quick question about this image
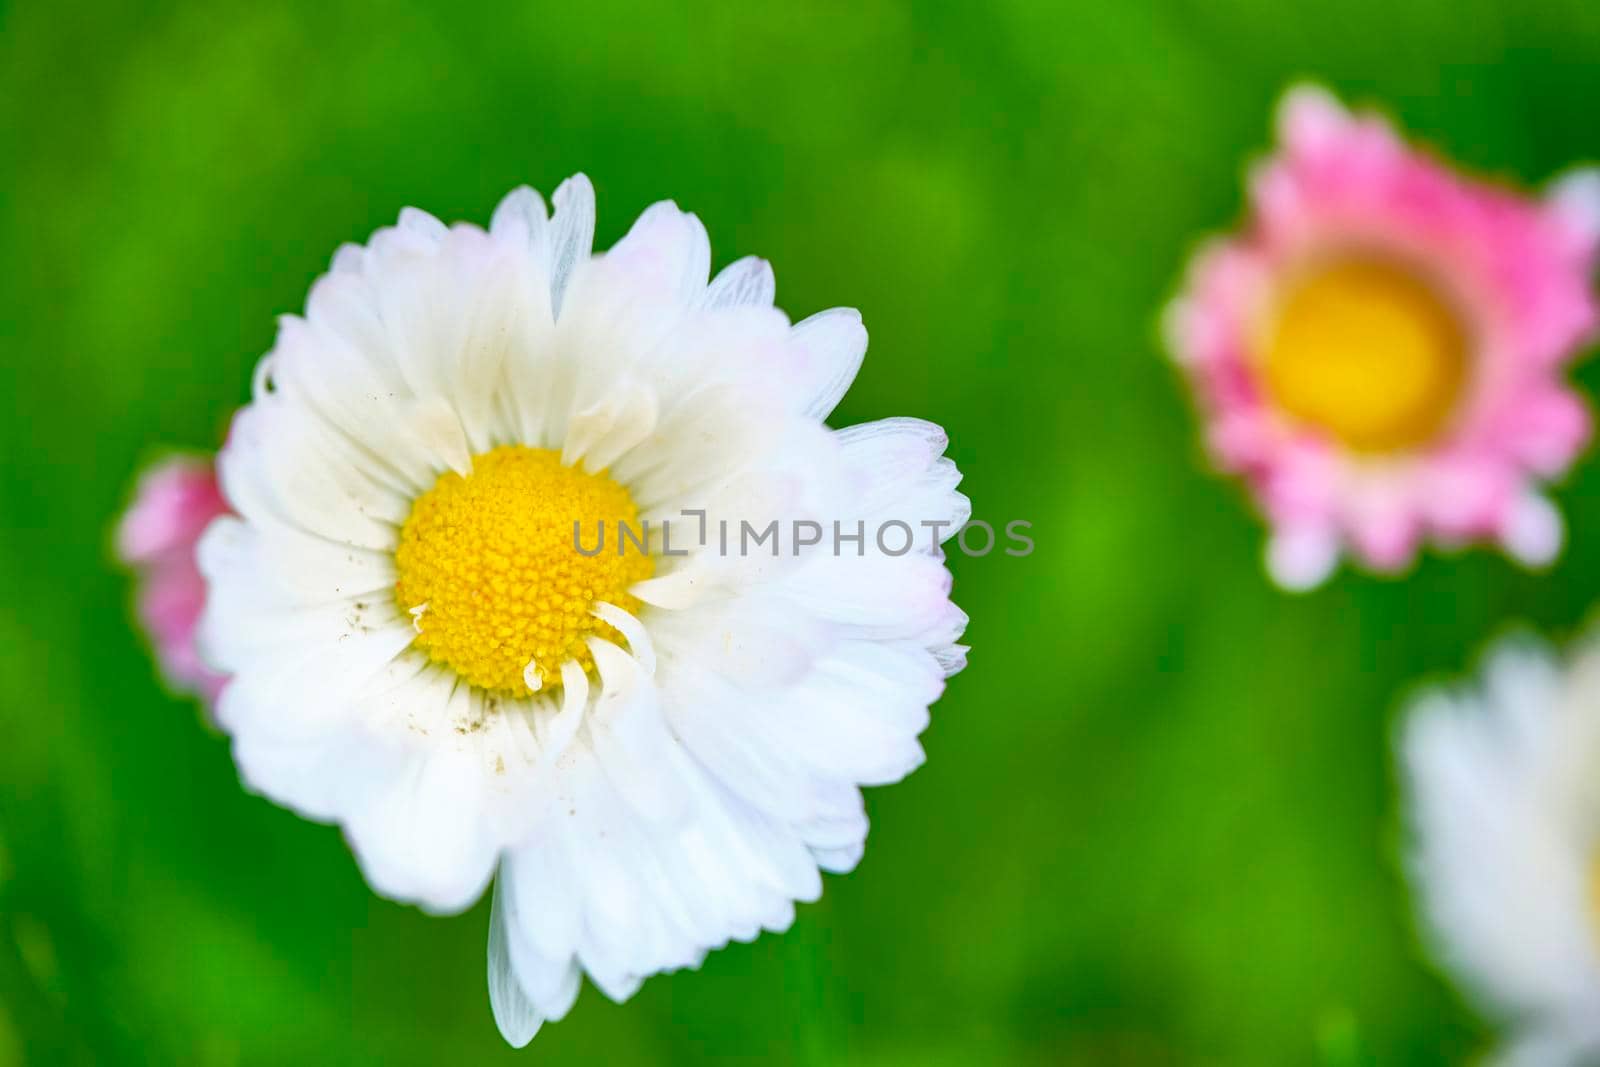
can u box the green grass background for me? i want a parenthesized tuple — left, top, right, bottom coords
(4, 1, 1600, 1062)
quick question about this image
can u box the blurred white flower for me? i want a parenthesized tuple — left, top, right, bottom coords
(1400, 632, 1600, 1065)
(197, 176, 969, 1044)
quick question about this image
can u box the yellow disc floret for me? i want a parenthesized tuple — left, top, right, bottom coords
(394, 446, 655, 696)
(1263, 256, 1470, 453)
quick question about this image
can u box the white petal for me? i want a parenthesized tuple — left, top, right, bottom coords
(654, 590, 827, 686)
(1265, 526, 1340, 591)
(501, 826, 582, 962)
(629, 570, 709, 611)
(207, 621, 415, 743)
(196, 514, 394, 610)
(1502, 493, 1564, 568)
(659, 664, 822, 822)
(1548, 167, 1600, 246)
(605, 200, 712, 308)
(488, 876, 544, 1048)
(535, 660, 589, 763)
(487, 866, 584, 1047)
(934, 642, 969, 677)
(548, 174, 596, 320)
(344, 732, 500, 913)
(780, 553, 957, 639)
(703, 256, 775, 310)
(809, 840, 865, 874)
(397, 206, 448, 243)
(561, 381, 659, 473)
(218, 402, 401, 551)
(591, 602, 656, 675)
(267, 314, 439, 494)
(613, 383, 788, 512)
(490, 185, 549, 254)
(585, 640, 688, 824)
(788, 308, 867, 420)
(834, 417, 969, 536)
(330, 242, 365, 274)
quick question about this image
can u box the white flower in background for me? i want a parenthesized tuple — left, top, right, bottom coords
(197, 176, 968, 1044)
(1400, 633, 1600, 1066)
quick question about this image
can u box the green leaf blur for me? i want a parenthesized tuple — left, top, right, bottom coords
(3, 1, 1599, 1063)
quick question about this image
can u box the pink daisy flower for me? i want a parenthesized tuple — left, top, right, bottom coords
(1167, 84, 1600, 589)
(117, 454, 230, 706)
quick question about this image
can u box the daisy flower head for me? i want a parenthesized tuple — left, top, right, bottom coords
(118, 454, 230, 706)
(196, 176, 969, 1044)
(1400, 632, 1600, 1065)
(1167, 84, 1600, 590)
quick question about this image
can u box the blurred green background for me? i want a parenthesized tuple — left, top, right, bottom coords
(4, 1, 1600, 1063)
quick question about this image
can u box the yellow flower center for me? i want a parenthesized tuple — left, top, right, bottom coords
(394, 446, 655, 696)
(1262, 256, 1470, 453)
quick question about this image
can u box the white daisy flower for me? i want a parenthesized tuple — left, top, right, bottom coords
(1400, 633, 1600, 1066)
(196, 176, 970, 1044)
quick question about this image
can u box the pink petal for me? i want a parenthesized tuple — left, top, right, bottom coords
(118, 454, 232, 707)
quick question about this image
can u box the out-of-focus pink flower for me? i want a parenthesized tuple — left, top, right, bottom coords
(117, 454, 230, 706)
(1167, 84, 1600, 590)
